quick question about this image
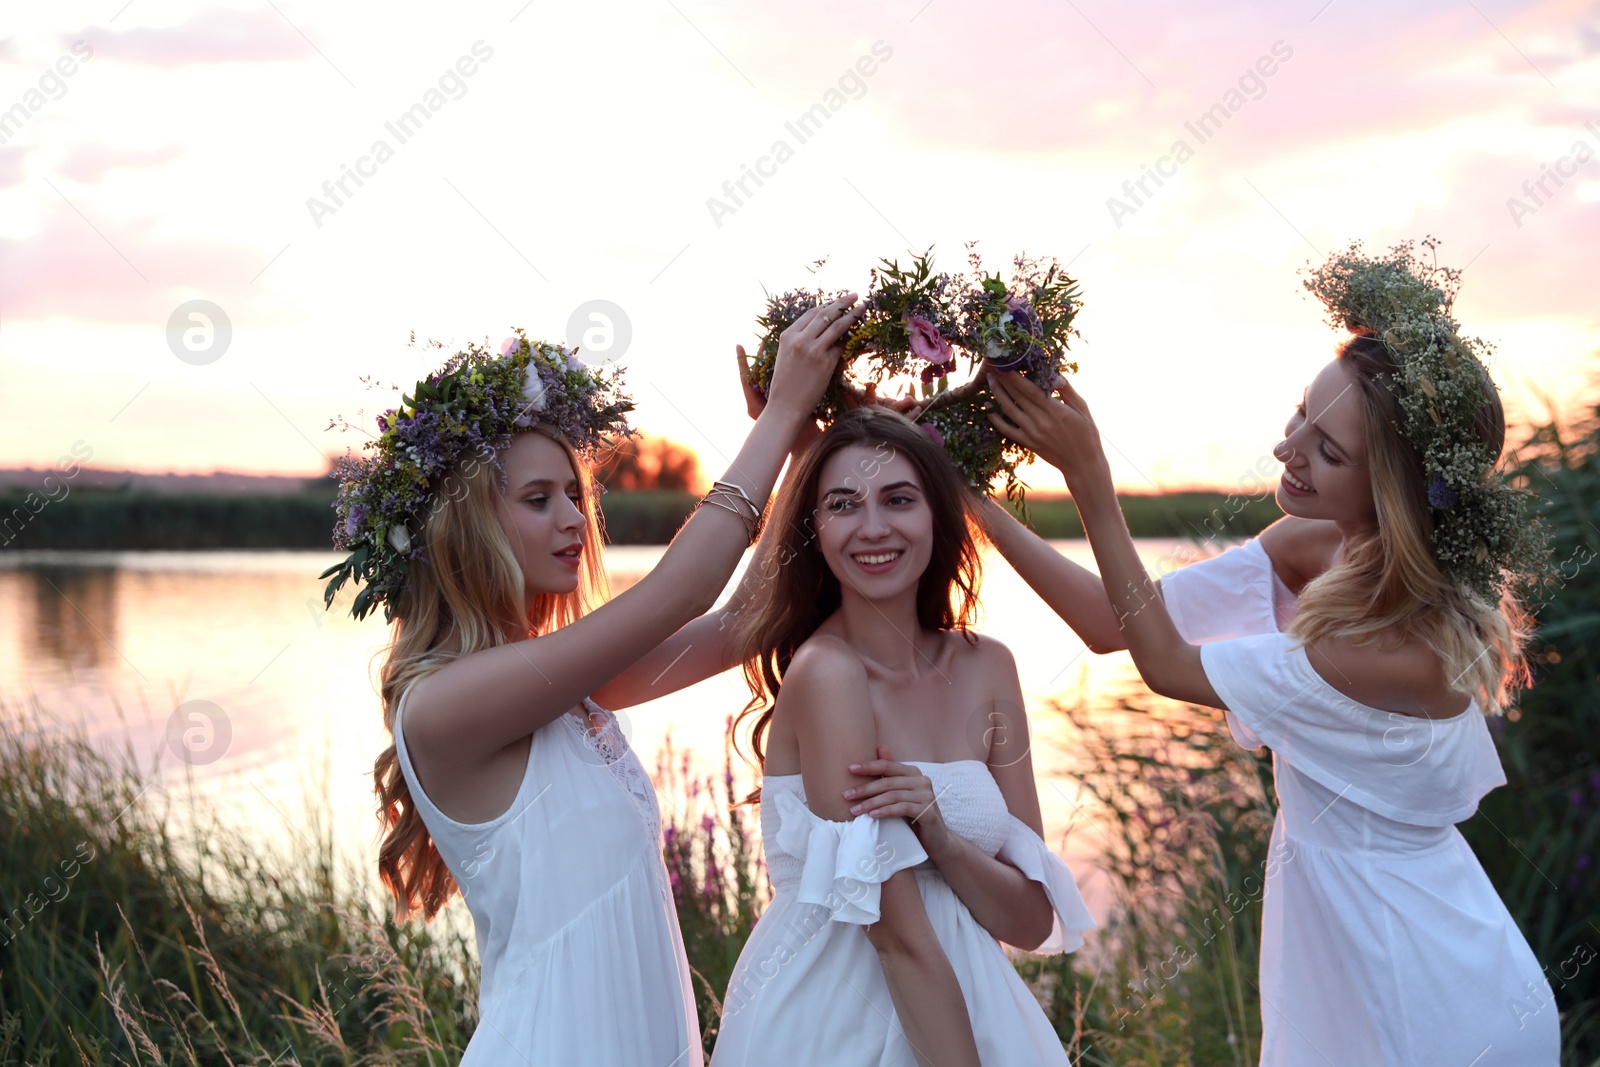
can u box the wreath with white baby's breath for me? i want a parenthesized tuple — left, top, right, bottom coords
(1302, 238, 1550, 602)
(747, 246, 1082, 502)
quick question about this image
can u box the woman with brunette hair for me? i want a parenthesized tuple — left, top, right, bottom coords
(706, 406, 1093, 1067)
(984, 242, 1558, 1064)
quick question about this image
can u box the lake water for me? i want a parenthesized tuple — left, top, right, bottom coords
(0, 540, 1209, 923)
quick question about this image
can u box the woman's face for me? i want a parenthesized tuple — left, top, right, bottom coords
(495, 431, 587, 602)
(812, 442, 933, 602)
(1273, 358, 1377, 528)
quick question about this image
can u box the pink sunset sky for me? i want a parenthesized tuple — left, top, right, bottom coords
(1, 0, 1596, 492)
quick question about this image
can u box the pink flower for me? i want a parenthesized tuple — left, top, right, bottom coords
(903, 314, 951, 364)
(500, 336, 520, 357)
(922, 423, 945, 448)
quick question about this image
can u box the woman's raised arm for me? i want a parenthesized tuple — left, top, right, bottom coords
(407, 296, 861, 763)
(980, 498, 1126, 654)
(988, 370, 1222, 709)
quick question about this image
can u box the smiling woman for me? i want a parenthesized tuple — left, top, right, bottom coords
(715, 406, 1094, 1067)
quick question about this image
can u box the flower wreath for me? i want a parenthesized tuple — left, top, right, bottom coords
(1302, 238, 1550, 602)
(747, 246, 1081, 501)
(319, 329, 635, 621)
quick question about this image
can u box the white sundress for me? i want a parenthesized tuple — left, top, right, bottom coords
(709, 759, 1095, 1066)
(1159, 538, 1560, 1066)
(393, 687, 702, 1066)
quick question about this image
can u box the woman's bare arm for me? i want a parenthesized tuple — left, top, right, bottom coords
(783, 638, 981, 1067)
(406, 299, 860, 765)
(981, 498, 1126, 653)
(989, 372, 1221, 708)
(590, 349, 823, 711)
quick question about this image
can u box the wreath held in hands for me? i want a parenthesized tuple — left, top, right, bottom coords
(746, 245, 1082, 502)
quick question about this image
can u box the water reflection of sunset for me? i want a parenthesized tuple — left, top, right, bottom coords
(0, 540, 1208, 923)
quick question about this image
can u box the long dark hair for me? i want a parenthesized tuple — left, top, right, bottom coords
(730, 407, 984, 803)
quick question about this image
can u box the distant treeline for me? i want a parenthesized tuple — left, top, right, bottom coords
(0, 486, 1280, 550)
(1010, 491, 1283, 541)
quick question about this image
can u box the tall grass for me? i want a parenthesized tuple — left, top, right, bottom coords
(1461, 394, 1600, 1065)
(1011, 693, 1277, 1066)
(652, 724, 768, 1060)
(0, 699, 476, 1065)
(3, 690, 1270, 1064)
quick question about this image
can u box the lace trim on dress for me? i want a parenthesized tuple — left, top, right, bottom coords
(564, 700, 661, 841)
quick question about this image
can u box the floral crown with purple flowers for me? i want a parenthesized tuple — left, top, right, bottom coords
(747, 245, 1081, 503)
(1302, 238, 1549, 602)
(319, 329, 635, 621)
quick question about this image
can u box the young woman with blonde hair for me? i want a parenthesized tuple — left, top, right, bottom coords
(319, 298, 859, 1066)
(984, 242, 1558, 1064)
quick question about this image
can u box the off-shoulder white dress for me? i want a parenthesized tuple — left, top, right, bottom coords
(1161, 538, 1559, 1066)
(393, 689, 702, 1066)
(709, 759, 1093, 1065)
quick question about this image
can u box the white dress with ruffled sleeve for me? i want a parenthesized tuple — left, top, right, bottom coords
(709, 759, 1093, 1065)
(392, 688, 702, 1066)
(1160, 539, 1559, 1066)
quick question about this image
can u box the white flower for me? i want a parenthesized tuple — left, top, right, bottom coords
(387, 525, 411, 554)
(513, 369, 548, 426)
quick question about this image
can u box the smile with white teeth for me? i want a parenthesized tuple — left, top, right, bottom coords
(1283, 471, 1314, 493)
(852, 551, 901, 566)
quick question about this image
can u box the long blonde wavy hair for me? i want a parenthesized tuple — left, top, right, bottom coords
(372, 427, 610, 921)
(1289, 333, 1532, 714)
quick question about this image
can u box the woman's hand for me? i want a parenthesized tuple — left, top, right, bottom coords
(986, 369, 1105, 482)
(843, 746, 953, 857)
(761, 293, 861, 424)
(737, 345, 821, 457)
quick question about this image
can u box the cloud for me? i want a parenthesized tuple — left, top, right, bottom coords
(75, 8, 314, 66)
(57, 143, 185, 183)
(0, 210, 268, 324)
(0, 147, 27, 187)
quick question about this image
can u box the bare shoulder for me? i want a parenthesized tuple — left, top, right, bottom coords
(1303, 632, 1473, 719)
(1258, 516, 1342, 593)
(775, 634, 871, 722)
(946, 630, 1026, 711)
(951, 629, 1018, 671)
(787, 632, 870, 684)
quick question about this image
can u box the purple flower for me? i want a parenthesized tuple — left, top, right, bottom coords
(1004, 297, 1040, 336)
(922, 423, 945, 448)
(500, 336, 521, 357)
(1427, 477, 1459, 510)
